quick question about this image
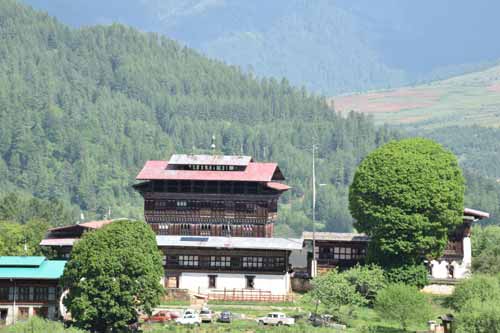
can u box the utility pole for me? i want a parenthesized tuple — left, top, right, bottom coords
(311, 144, 317, 278)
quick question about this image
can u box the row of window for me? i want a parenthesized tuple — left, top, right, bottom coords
(147, 200, 276, 212)
(207, 275, 255, 289)
(166, 255, 286, 271)
(181, 164, 243, 171)
(319, 246, 367, 261)
(158, 224, 255, 236)
(0, 286, 56, 302)
(150, 180, 273, 194)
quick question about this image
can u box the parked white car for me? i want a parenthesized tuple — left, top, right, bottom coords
(256, 312, 295, 326)
(175, 310, 202, 326)
(199, 308, 214, 323)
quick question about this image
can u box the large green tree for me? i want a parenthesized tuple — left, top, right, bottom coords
(349, 138, 465, 265)
(62, 220, 164, 332)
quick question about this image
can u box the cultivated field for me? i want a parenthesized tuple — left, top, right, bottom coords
(331, 64, 500, 128)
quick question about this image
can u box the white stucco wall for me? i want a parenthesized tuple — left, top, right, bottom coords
(430, 236, 472, 280)
(462, 236, 472, 272)
(178, 272, 290, 295)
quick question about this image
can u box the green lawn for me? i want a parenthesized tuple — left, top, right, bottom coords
(143, 295, 452, 333)
(0, 295, 450, 333)
(159, 299, 192, 307)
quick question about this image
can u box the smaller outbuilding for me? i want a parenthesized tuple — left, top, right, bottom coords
(0, 256, 67, 326)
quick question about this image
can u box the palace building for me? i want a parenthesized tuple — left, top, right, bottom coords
(133, 154, 289, 238)
(133, 154, 300, 298)
(41, 154, 301, 300)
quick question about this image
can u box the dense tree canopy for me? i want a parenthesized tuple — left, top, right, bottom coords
(62, 220, 164, 332)
(0, 192, 75, 256)
(349, 138, 465, 265)
(0, 0, 400, 235)
(472, 225, 500, 274)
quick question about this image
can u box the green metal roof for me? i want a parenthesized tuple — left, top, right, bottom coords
(0, 256, 46, 267)
(0, 257, 67, 280)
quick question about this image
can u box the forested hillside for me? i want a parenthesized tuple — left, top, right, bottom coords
(0, 0, 399, 235)
(23, 0, 500, 95)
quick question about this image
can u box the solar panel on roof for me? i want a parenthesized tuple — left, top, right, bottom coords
(180, 236, 209, 242)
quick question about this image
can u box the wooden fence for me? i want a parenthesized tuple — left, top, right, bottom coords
(202, 288, 293, 302)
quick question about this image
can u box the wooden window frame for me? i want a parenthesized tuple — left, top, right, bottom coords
(245, 275, 255, 289)
(208, 275, 217, 289)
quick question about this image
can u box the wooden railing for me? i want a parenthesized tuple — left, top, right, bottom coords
(201, 288, 293, 302)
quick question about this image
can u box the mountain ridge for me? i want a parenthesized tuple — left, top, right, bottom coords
(23, 0, 500, 95)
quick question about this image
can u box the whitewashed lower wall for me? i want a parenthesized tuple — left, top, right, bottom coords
(430, 236, 472, 280)
(178, 272, 290, 295)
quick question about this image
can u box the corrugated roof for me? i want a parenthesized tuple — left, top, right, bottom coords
(48, 219, 125, 232)
(169, 154, 252, 166)
(0, 257, 67, 279)
(0, 256, 46, 267)
(136, 160, 284, 182)
(302, 232, 370, 242)
(39, 238, 77, 246)
(266, 182, 291, 191)
(156, 236, 303, 251)
(463, 208, 490, 219)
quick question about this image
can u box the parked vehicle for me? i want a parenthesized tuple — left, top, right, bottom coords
(199, 308, 214, 323)
(127, 321, 141, 332)
(175, 310, 202, 326)
(218, 311, 233, 323)
(256, 312, 295, 326)
(146, 310, 173, 323)
(308, 314, 346, 329)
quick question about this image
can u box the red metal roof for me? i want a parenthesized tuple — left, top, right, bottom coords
(47, 220, 111, 232)
(266, 182, 291, 191)
(48, 219, 116, 232)
(136, 160, 285, 182)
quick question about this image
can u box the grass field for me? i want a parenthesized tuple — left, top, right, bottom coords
(331, 64, 500, 128)
(0, 296, 451, 333)
(144, 295, 451, 333)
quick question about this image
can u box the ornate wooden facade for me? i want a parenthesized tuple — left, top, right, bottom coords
(134, 155, 289, 237)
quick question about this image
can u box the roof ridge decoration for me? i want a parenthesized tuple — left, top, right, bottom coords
(169, 154, 253, 166)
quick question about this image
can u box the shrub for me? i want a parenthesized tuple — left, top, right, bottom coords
(455, 298, 500, 333)
(343, 264, 386, 301)
(385, 264, 429, 288)
(309, 269, 366, 313)
(0, 317, 86, 333)
(450, 274, 500, 311)
(375, 283, 432, 331)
